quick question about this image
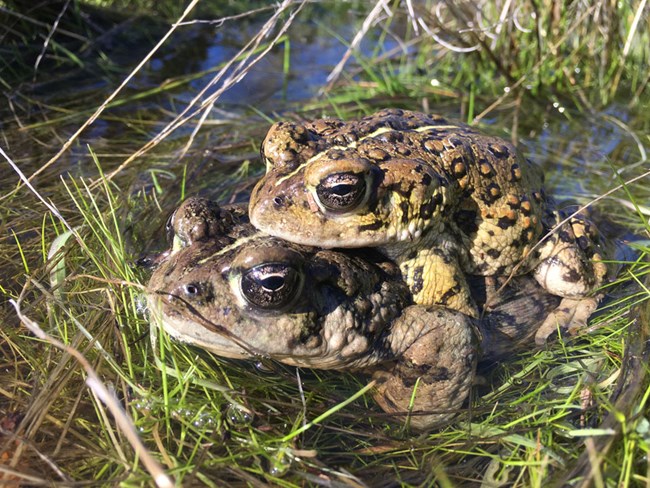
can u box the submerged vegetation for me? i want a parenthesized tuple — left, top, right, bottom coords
(1, 0, 649, 485)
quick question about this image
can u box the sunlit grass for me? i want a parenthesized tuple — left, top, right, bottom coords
(1, 0, 649, 486)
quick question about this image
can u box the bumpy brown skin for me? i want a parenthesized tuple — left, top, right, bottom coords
(249, 109, 608, 319)
(148, 198, 561, 429)
(168, 197, 251, 250)
(148, 226, 477, 428)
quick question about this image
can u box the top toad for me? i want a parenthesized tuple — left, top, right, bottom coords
(250, 109, 607, 317)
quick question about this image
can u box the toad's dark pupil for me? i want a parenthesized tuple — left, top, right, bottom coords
(184, 283, 200, 296)
(260, 275, 285, 291)
(240, 263, 301, 310)
(316, 172, 366, 213)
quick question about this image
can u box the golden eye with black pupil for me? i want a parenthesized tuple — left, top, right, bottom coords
(315, 172, 366, 213)
(239, 263, 301, 310)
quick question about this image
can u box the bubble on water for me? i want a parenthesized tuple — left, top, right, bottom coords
(133, 293, 149, 316)
(255, 361, 273, 372)
(266, 448, 293, 477)
(225, 404, 254, 425)
(192, 412, 217, 430)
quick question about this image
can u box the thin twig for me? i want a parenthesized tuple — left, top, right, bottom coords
(33, 0, 72, 79)
(1, 145, 75, 234)
(324, 0, 392, 92)
(473, 3, 598, 123)
(10, 298, 175, 488)
(23, 0, 201, 186)
(96, 0, 305, 186)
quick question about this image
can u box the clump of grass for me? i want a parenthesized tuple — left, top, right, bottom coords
(3, 141, 648, 486)
(1, 0, 650, 486)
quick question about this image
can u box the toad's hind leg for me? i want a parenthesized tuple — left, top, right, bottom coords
(398, 246, 478, 318)
(533, 211, 608, 343)
(371, 306, 477, 430)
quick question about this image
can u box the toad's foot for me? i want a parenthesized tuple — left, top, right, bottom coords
(534, 210, 607, 298)
(534, 295, 601, 345)
(371, 306, 477, 430)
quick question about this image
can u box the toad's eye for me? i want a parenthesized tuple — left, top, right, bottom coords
(239, 263, 302, 310)
(183, 282, 203, 298)
(315, 172, 367, 213)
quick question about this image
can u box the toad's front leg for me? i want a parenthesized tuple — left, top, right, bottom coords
(393, 242, 478, 318)
(533, 211, 608, 343)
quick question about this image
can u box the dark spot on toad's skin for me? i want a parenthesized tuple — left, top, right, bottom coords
(455, 210, 479, 234)
(507, 196, 521, 209)
(358, 220, 387, 232)
(411, 267, 424, 293)
(488, 143, 510, 158)
(452, 158, 467, 178)
(482, 183, 501, 203)
(510, 164, 522, 181)
(421, 172, 432, 186)
(487, 249, 501, 259)
(497, 214, 518, 229)
(563, 268, 582, 283)
(419, 198, 437, 220)
(400, 201, 411, 223)
(577, 235, 590, 250)
(438, 284, 461, 305)
(433, 192, 444, 206)
(479, 160, 494, 177)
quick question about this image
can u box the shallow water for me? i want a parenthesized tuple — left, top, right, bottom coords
(2, 5, 646, 222)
